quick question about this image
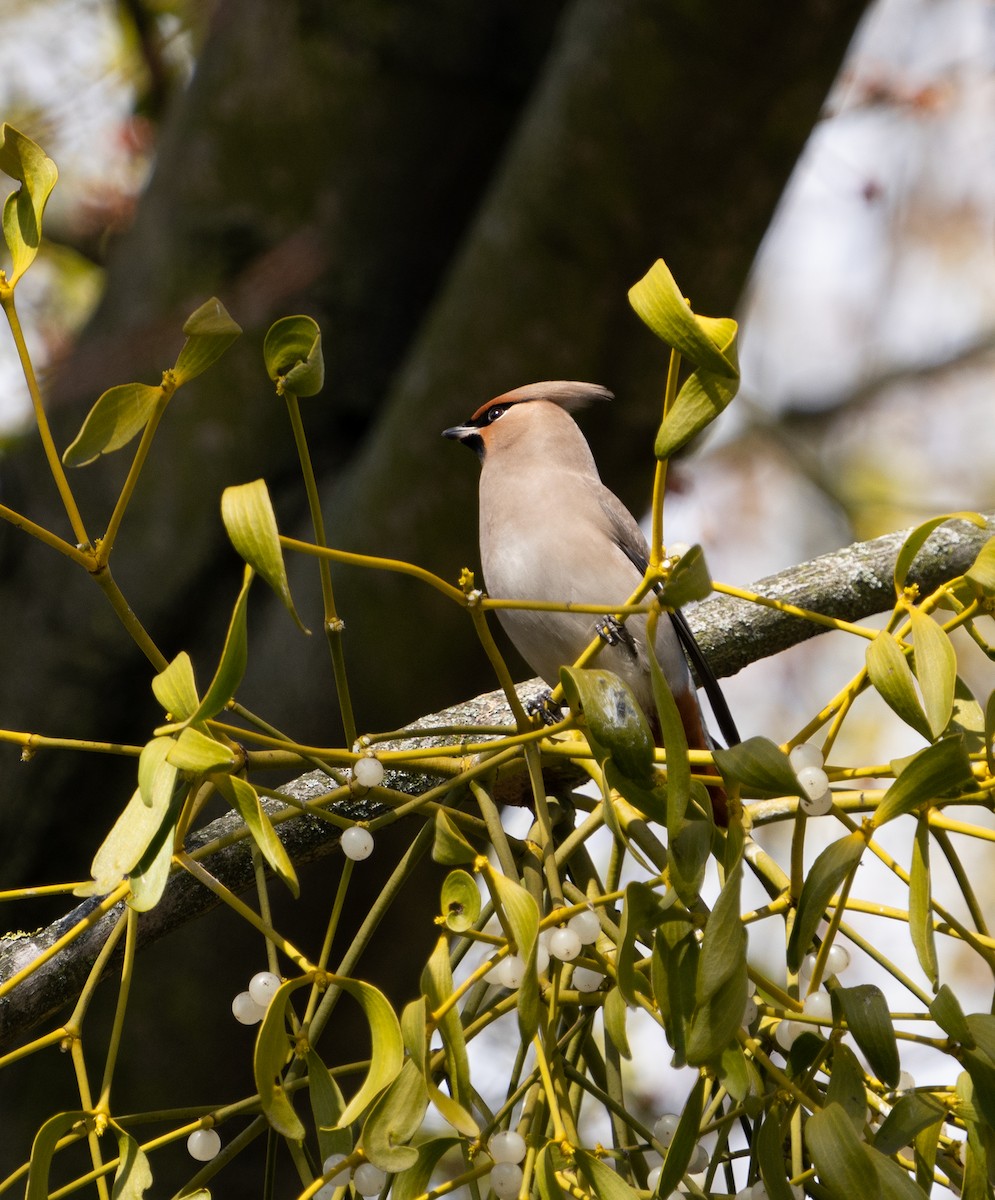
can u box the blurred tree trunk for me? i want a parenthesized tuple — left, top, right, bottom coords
(0, 0, 866, 890)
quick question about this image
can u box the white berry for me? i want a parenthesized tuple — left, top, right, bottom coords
(548, 928, 582, 961)
(789, 742, 824, 772)
(796, 765, 830, 801)
(341, 826, 374, 860)
(489, 1130, 527, 1164)
(353, 1163, 387, 1195)
(572, 966, 604, 992)
(800, 788, 833, 816)
(775, 1019, 804, 1050)
(231, 990, 266, 1024)
(803, 991, 833, 1022)
(187, 1129, 221, 1161)
(248, 970, 281, 1007)
(567, 910, 601, 944)
(742, 994, 759, 1028)
(323, 1152, 348, 1177)
(688, 1141, 709, 1174)
(824, 944, 851, 975)
(315, 1186, 335, 1200)
(490, 954, 526, 989)
(647, 1165, 662, 1192)
(652, 1113, 680, 1147)
(536, 942, 550, 974)
(895, 1070, 916, 1093)
(490, 1162, 524, 1199)
(353, 756, 385, 788)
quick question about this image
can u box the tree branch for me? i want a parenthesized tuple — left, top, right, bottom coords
(1, 514, 990, 1050)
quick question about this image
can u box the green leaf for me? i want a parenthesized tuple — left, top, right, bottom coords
(0, 124, 57, 286)
(603, 985, 632, 1059)
(652, 918, 698, 1067)
(361, 1059, 428, 1171)
(655, 342, 740, 460)
(332, 976, 405, 1126)
(432, 809, 477, 865)
(402, 991, 477, 1136)
(152, 652, 200, 722)
(787, 831, 866, 971)
(873, 735, 974, 827)
(653, 1074, 704, 1197)
(560, 667, 655, 783)
(966, 535, 995, 597)
(263, 315, 325, 396)
(216, 775, 299, 897)
(628, 259, 738, 377)
(695, 863, 745, 1001)
(866, 630, 931, 741)
(390, 1137, 461, 1200)
(960, 1053, 995, 1131)
(439, 869, 480, 933)
(166, 727, 236, 773)
(221, 479, 308, 631)
(137, 736, 178, 808)
(62, 383, 164, 467)
(647, 640, 690, 830)
(875, 1093, 946, 1156)
(255, 976, 309, 1139)
(536, 1142, 571, 1200)
(617, 881, 671, 1005)
(832, 984, 900, 1088)
(172, 297, 241, 384)
(111, 1131, 153, 1200)
(965, 1012, 995, 1062)
(655, 544, 713, 608)
(826, 1042, 869, 1132)
(127, 821, 176, 912)
(420, 940, 475, 1119)
(488, 870, 540, 960)
(188, 566, 252, 724)
(25, 1111, 89, 1200)
(805, 1104, 874, 1200)
(909, 607, 956, 738)
(713, 737, 799, 798)
(668, 815, 711, 906)
(987, 688, 995, 776)
(687, 863, 747, 1064)
(718, 1043, 757, 1104)
(909, 814, 938, 989)
(77, 786, 172, 898)
(757, 1104, 796, 1200)
(929, 983, 973, 1045)
(305, 1051, 347, 1161)
(893, 512, 987, 592)
(576, 1148, 642, 1200)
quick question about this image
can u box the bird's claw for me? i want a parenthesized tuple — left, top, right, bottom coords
(594, 615, 625, 646)
(526, 689, 563, 726)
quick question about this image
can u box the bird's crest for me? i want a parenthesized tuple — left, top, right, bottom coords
(469, 380, 613, 422)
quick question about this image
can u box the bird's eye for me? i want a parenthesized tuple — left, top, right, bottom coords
(485, 404, 508, 423)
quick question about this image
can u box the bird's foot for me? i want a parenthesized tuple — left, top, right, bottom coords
(594, 615, 637, 653)
(526, 689, 564, 727)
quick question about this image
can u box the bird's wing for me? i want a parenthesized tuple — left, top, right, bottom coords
(597, 486, 740, 748)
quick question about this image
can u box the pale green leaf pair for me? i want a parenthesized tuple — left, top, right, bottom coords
(866, 612, 957, 742)
(63, 297, 241, 467)
(0, 124, 57, 286)
(628, 259, 739, 459)
(255, 974, 403, 1140)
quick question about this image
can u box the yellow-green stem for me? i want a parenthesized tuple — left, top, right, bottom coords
(97, 907, 138, 1111)
(1, 286, 90, 547)
(649, 347, 681, 567)
(98, 382, 175, 564)
(284, 392, 357, 745)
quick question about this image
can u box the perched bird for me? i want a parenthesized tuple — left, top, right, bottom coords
(443, 380, 736, 819)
